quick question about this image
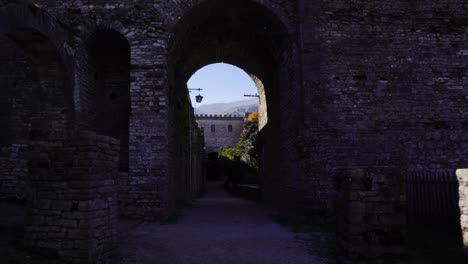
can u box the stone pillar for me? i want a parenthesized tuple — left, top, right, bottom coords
(457, 169, 468, 250)
(26, 131, 119, 263)
(339, 166, 406, 261)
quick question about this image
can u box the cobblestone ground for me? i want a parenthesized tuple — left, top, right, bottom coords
(119, 181, 335, 264)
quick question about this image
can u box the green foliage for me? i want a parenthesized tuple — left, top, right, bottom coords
(238, 112, 259, 169)
(218, 145, 240, 161)
(217, 112, 259, 184)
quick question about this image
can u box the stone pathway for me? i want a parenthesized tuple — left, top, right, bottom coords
(119, 181, 334, 264)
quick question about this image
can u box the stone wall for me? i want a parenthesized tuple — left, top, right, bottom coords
(297, 0, 468, 223)
(0, 144, 28, 201)
(337, 167, 406, 262)
(27, 131, 119, 263)
(190, 122, 206, 199)
(0, 34, 65, 204)
(170, 90, 206, 210)
(195, 115, 244, 153)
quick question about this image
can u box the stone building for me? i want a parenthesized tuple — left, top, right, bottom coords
(0, 0, 467, 263)
(195, 114, 244, 153)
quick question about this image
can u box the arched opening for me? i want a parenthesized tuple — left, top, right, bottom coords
(188, 62, 261, 189)
(167, 0, 295, 212)
(188, 62, 267, 128)
(0, 25, 69, 263)
(86, 29, 131, 172)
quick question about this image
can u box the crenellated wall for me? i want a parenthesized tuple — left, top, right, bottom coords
(195, 115, 244, 153)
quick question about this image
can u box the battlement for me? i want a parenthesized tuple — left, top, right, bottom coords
(195, 114, 244, 120)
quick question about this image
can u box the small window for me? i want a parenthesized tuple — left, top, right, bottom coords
(211, 124, 215, 132)
(228, 125, 233, 132)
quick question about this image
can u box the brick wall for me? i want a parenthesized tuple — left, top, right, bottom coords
(337, 167, 406, 261)
(0, 144, 28, 201)
(297, 0, 468, 221)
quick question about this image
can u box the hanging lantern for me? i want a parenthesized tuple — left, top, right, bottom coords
(189, 88, 204, 103)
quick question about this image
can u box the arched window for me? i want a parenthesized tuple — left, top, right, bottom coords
(211, 124, 215, 132)
(228, 125, 233, 132)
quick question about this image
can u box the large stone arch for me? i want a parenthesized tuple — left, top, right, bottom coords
(166, 0, 303, 217)
(163, 0, 296, 36)
(0, 3, 74, 66)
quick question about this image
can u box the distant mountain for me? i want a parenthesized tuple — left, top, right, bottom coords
(194, 98, 258, 116)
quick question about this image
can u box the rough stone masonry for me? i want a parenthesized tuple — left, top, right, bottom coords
(0, 0, 466, 263)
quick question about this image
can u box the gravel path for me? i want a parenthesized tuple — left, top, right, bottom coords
(120, 181, 332, 264)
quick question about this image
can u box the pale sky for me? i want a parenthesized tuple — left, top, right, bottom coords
(187, 63, 258, 106)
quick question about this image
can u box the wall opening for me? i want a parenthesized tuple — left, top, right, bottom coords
(167, 0, 293, 208)
(86, 29, 131, 172)
(188, 63, 262, 192)
(187, 62, 267, 129)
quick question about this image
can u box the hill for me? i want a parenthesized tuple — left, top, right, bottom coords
(195, 99, 258, 116)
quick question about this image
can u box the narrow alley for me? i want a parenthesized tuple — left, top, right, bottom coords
(119, 181, 334, 264)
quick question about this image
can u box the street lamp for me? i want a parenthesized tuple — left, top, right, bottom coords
(195, 94, 203, 103)
(188, 88, 204, 103)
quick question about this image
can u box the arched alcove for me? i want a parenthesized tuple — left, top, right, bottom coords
(86, 29, 131, 172)
(167, 0, 298, 211)
(0, 29, 69, 194)
(0, 30, 69, 143)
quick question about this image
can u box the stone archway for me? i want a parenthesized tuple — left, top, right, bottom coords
(166, 0, 302, 217)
